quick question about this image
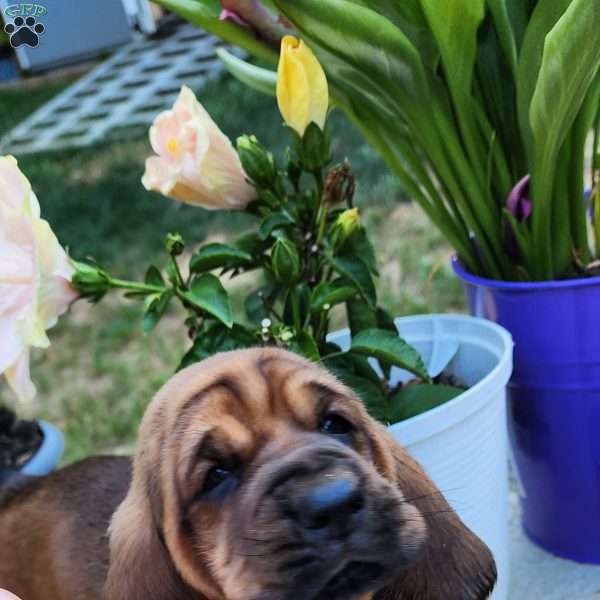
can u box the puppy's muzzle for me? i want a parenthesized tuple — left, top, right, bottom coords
(277, 466, 365, 537)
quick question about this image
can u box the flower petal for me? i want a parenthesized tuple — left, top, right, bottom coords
(4, 349, 36, 407)
(142, 87, 255, 210)
(277, 36, 329, 135)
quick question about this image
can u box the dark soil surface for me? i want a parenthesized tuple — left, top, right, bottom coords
(0, 407, 43, 470)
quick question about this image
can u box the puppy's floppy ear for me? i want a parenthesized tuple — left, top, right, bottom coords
(103, 470, 199, 600)
(375, 440, 497, 600)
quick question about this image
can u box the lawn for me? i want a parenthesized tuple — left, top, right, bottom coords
(0, 73, 465, 462)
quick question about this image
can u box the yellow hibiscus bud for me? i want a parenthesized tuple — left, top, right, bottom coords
(332, 208, 361, 250)
(277, 36, 329, 137)
(337, 208, 360, 235)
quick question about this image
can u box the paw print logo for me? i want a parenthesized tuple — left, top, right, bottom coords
(4, 16, 45, 48)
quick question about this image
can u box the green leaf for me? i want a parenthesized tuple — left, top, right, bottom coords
(329, 256, 376, 306)
(376, 308, 396, 333)
(300, 122, 331, 171)
(475, 13, 523, 185)
(420, 0, 486, 173)
(144, 265, 165, 287)
(183, 274, 233, 328)
(234, 231, 271, 255)
(357, 0, 439, 69)
(311, 279, 357, 311)
(344, 352, 382, 386)
(259, 212, 295, 240)
(346, 297, 377, 336)
(190, 243, 252, 273)
(528, 0, 600, 277)
(570, 77, 600, 262)
(245, 283, 277, 324)
(178, 339, 211, 371)
(350, 328, 430, 382)
(324, 361, 390, 423)
(143, 289, 174, 334)
(388, 383, 464, 423)
(340, 229, 378, 275)
(283, 284, 311, 328)
(486, 0, 518, 78)
(502, 209, 532, 267)
(216, 48, 277, 96)
(516, 0, 572, 165)
(289, 330, 320, 362)
(178, 323, 256, 370)
(505, 0, 537, 50)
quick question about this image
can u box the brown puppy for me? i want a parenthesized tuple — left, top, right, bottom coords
(0, 348, 496, 600)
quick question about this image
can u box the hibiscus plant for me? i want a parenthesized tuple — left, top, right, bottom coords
(156, 0, 600, 282)
(1, 42, 463, 425)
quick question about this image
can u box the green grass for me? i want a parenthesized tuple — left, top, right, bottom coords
(0, 80, 69, 138)
(0, 74, 465, 462)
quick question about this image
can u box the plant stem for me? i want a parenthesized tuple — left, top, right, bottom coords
(290, 289, 302, 330)
(170, 255, 186, 289)
(108, 278, 165, 294)
(316, 204, 328, 245)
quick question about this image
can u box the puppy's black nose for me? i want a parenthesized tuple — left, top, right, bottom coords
(297, 477, 364, 530)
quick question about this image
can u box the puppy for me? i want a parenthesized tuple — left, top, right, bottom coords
(0, 348, 496, 600)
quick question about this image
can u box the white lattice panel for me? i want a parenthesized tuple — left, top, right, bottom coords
(0, 23, 228, 155)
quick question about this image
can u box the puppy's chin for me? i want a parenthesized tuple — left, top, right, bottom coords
(283, 507, 425, 600)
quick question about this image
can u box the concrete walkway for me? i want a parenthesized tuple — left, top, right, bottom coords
(509, 489, 600, 599)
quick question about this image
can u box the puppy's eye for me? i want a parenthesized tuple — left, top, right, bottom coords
(320, 413, 354, 435)
(202, 466, 231, 493)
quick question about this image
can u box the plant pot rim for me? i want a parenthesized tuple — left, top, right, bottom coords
(20, 420, 64, 476)
(452, 255, 600, 291)
(330, 314, 513, 446)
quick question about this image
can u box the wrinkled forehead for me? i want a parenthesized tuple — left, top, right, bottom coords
(150, 348, 359, 455)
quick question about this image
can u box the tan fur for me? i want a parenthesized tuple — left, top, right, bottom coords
(0, 348, 496, 600)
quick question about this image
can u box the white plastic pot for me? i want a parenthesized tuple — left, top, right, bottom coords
(328, 314, 513, 599)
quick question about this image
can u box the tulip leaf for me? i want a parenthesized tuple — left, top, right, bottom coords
(190, 243, 252, 273)
(486, 0, 518, 77)
(350, 328, 430, 382)
(153, 0, 278, 64)
(183, 274, 233, 328)
(216, 48, 277, 96)
(329, 256, 376, 307)
(388, 384, 464, 423)
(420, 0, 485, 172)
(311, 279, 357, 312)
(517, 0, 572, 166)
(351, 0, 439, 69)
(569, 76, 600, 263)
(528, 0, 600, 277)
